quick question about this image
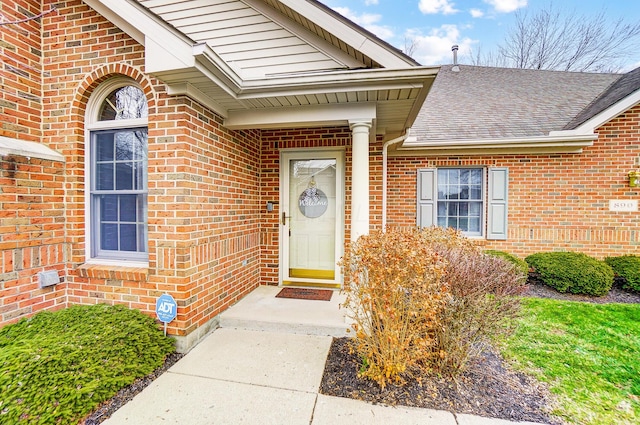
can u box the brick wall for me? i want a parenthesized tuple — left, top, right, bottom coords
(0, 0, 42, 141)
(0, 1, 69, 326)
(387, 103, 640, 259)
(0, 1, 267, 337)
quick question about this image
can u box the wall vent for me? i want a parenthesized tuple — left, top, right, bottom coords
(38, 270, 60, 288)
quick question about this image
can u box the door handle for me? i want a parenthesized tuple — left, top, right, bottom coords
(282, 212, 291, 225)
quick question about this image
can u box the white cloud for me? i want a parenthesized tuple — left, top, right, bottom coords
(418, 0, 458, 15)
(470, 9, 484, 18)
(364, 0, 379, 5)
(405, 25, 477, 65)
(483, 0, 527, 13)
(332, 7, 395, 40)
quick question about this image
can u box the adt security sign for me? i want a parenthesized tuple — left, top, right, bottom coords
(156, 294, 177, 324)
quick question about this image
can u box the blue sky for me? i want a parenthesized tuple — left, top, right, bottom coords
(323, 0, 640, 70)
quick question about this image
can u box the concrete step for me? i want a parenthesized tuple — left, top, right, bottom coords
(219, 285, 352, 337)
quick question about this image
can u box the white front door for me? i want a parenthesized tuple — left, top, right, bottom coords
(280, 149, 344, 287)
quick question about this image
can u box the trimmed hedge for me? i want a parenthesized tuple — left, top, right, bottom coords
(0, 304, 175, 424)
(604, 255, 640, 293)
(525, 252, 614, 296)
(485, 250, 530, 278)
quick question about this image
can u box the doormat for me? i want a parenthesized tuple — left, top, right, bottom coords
(275, 287, 333, 301)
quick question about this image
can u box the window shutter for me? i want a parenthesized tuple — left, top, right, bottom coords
(487, 167, 508, 240)
(417, 169, 436, 227)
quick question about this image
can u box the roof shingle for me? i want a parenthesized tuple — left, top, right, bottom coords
(411, 65, 620, 143)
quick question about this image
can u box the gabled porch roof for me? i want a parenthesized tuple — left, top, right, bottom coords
(84, 0, 438, 138)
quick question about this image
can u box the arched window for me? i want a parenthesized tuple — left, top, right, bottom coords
(85, 78, 148, 263)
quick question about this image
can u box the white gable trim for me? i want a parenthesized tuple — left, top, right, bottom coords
(274, 0, 415, 68)
(553, 88, 640, 136)
(84, 0, 195, 71)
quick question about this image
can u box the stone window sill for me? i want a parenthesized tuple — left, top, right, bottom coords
(77, 263, 149, 281)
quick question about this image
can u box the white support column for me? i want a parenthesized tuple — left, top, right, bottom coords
(349, 120, 372, 242)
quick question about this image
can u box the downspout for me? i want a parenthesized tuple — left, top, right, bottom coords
(382, 132, 410, 229)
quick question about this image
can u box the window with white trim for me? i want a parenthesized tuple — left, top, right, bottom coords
(86, 79, 148, 262)
(417, 167, 508, 240)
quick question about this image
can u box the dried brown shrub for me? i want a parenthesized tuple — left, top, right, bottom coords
(429, 247, 527, 375)
(341, 226, 526, 385)
(340, 227, 449, 387)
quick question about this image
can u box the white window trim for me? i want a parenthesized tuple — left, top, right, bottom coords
(84, 77, 149, 265)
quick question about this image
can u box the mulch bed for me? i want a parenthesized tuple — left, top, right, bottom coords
(79, 352, 184, 425)
(83, 281, 639, 424)
(319, 281, 640, 425)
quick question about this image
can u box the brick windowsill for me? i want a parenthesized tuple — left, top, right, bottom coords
(77, 264, 149, 281)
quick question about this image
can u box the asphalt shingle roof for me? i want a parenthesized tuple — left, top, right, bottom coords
(411, 65, 620, 143)
(564, 66, 640, 129)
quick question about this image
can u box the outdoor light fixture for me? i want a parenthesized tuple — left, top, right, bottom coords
(629, 171, 639, 188)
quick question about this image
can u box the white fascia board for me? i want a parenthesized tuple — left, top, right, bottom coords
(242, 0, 363, 69)
(224, 102, 376, 129)
(0, 136, 65, 162)
(193, 43, 244, 95)
(396, 134, 597, 156)
(84, 0, 195, 72)
(555, 89, 640, 136)
(166, 82, 229, 118)
(238, 66, 439, 97)
(273, 0, 415, 68)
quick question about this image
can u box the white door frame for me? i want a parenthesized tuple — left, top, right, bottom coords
(279, 147, 345, 287)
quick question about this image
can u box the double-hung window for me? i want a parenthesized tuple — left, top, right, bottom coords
(86, 80, 148, 262)
(417, 167, 508, 240)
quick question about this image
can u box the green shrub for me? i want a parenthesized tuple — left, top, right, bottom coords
(340, 227, 449, 387)
(484, 250, 530, 279)
(525, 252, 614, 296)
(0, 304, 175, 424)
(604, 255, 640, 293)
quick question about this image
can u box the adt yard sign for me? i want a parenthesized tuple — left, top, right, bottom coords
(156, 294, 177, 335)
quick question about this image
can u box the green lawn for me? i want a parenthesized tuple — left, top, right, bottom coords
(0, 304, 175, 425)
(502, 298, 640, 425)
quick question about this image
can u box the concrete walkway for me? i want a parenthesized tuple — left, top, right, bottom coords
(102, 286, 547, 425)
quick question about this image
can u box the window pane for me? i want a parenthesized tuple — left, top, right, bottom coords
(101, 223, 118, 250)
(96, 133, 114, 161)
(120, 195, 137, 222)
(436, 168, 483, 235)
(120, 224, 137, 251)
(470, 202, 481, 216)
(116, 133, 134, 160)
(470, 169, 482, 185)
(96, 163, 114, 190)
(116, 162, 133, 190)
(138, 224, 147, 252)
(99, 86, 148, 121)
(101, 195, 118, 221)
